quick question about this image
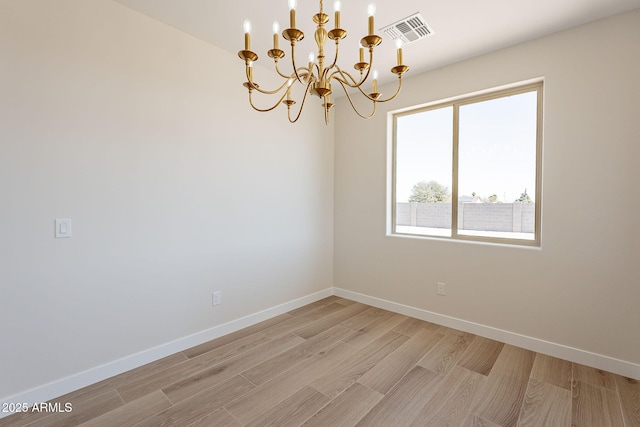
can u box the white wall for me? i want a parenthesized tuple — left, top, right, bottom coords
(0, 0, 333, 401)
(334, 10, 640, 368)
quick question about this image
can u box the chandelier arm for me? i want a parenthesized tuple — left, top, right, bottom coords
(330, 64, 371, 89)
(244, 65, 259, 91)
(336, 79, 377, 119)
(343, 47, 376, 87)
(247, 75, 296, 96)
(289, 43, 309, 85)
(248, 88, 290, 113)
(245, 62, 298, 95)
(329, 48, 375, 87)
(350, 72, 390, 101)
(274, 61, 292, 79)
(370, 77, 404, 103)
(353, 83, 381, 102)
(327, 40, 340, 72)
(329, 67, 362, 88)
(365, 48, 374, 81)
(288, 80, 314, 123)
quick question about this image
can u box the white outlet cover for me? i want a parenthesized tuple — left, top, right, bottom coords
(212, 291, 222, 306)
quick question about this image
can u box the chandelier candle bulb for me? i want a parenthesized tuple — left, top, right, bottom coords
(372, 69, 378, 93)
(396, 39, 403, 65)
(359, 47, 365, 62)
(334, 1, 341, 28)
(289, 0, 297, 28)
(308, 52, 315, 73)
(286, 78, 293, 101)
(243, 19, 252, 50)
(273, 21, 280, 49)
(367, 4, 376, 35)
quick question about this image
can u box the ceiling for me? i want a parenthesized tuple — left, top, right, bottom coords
(114, 0, 640, 85)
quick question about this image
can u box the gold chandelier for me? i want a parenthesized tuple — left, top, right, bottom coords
(238, 0, 409, 124)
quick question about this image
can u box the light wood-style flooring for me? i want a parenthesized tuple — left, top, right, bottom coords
(2, 296, 638, 426)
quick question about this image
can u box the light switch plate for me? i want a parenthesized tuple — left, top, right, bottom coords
(55, 219, 72, 238)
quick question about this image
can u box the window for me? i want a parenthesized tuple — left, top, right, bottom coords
(391, 82, 543, 246)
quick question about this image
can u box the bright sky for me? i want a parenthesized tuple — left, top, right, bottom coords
(395, 91, 538, 203)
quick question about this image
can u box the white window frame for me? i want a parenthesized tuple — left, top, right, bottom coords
(389, 81, 543, 247)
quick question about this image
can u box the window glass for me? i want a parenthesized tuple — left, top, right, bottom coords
(392, 83, 542, 246)
(395, 107, 453, 237)
(457, 91, 538, 240)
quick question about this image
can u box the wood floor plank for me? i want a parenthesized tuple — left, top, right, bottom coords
(358, 328, 444, 394)
(529, 353, 572, 390)
(469, 345, 536, 427)
(457, 336, 505, 376)
(427, 324, 467, 336)
(161, 334, 304, 403)
(302, 383, 383, 427)
(615, 375, 640, 427)
(573, 362, 617, 390)
(77, 390, 171, 427)
(24, 389, 123, 427)
(516, 379, 571, 427)
(571, 380, 625, 427)
(188, 408, 242, 427)
(462, 415, 503, 427)
(241, 325, 352, 385)
(135, 375, 254, 427)
(343, 311, 407, 348)
(264, 302, 349, 337)
(287, 296, 343, 316)
(417, 330, 475, 375)
(68, 352, 188, 402)
(339, 306, 388, 331)
(117, 333, 293, 403)
(180, 331, 272, 371)
(487, 345, 536, 380)
(225, 342, 358, 425)
(294, 302, 370, 339)
(182, 313, 293, 358)
(391, 317, 432, 337)
(410, 366, 486, 426)
(356, 366, 444, 427)
(311, 331, 410, 399)
(245, 386, 330, 427)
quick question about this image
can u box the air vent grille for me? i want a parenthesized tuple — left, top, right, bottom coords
(380, 12, 433, 45)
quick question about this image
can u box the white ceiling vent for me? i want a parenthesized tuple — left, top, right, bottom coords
(380, 13, 433, 45)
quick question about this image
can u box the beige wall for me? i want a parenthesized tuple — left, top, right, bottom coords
(334, 10, 640, 366)
(0, 0, 333, 399)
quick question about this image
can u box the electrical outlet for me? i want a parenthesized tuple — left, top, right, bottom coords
(437, 282, 446, 296)
(212, 291, 222, 306)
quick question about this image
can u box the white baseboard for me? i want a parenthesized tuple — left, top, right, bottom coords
(0, 288, 333, 419)
(334, 287, 640, 380)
